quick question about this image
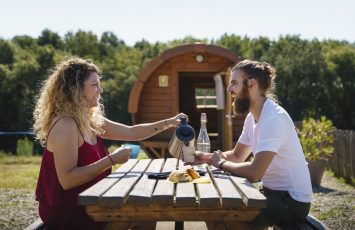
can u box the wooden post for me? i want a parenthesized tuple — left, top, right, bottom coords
(351, 130, 355, 180)
(222, 69, 233, 151)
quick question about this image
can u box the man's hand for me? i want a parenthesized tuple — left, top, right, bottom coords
(184, 151, 212, 166)
(210, 150, 227, 168)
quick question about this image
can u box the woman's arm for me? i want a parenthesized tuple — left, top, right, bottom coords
(100, 113, 184, 141)
(48, 117, 130, 190)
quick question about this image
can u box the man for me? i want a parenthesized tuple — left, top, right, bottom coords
(190, 60, 312, 229)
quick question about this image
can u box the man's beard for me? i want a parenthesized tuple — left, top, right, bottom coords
(233, 86, 250, 115)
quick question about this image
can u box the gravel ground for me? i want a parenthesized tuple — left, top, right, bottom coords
(1, 172, 354, 230)
(310, 173, 354, 229)
(0, 189, 38, 230)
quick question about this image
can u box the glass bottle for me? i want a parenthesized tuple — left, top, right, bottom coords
(196, 113, 211, 153)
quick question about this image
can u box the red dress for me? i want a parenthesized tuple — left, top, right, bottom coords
(35, 136, 111, 230)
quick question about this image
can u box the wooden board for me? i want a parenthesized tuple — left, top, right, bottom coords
(78, 159, 139, 206)
(209, 167, 243, 207)
(175, 161, 197, 207)
(229, 176, 267, 208)
(195, 165, 221, 208)
(100, 159, 151, 207)
(127, 158, 165, 205)
(152, 158, 178, 204)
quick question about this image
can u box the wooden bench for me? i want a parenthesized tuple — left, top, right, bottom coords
(24, 218, 44, 230)
(273, 214, 329, 230)
(25, 214, 328, 230)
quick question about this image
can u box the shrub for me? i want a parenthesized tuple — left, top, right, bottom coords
(297, 116, 335, 161)
(16, 137, 33, 156)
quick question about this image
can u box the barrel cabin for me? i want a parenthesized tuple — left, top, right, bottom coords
(128, 43, 246, 158)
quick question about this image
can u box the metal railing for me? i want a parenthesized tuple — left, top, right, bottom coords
(0, 131, 37, 154)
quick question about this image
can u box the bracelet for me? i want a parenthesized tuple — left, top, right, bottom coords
(219, 160, 227, 170)
(164, 119, 168, 128)
(107, 154, 116, 167)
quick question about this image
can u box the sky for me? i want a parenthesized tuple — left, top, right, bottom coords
(0, 0, 354, 45)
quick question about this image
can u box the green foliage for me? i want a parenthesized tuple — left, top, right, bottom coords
(0, 39, 14, 64)
(12, 35, 37, 49)
(1, 30, 355, 153)
(323, 43, 355, 128)
(16, 138, 33, 156)
(297, 116, 335, 161)
(216, 33, 250, 58)
(64, 30, 100, 60)
(38, 28, 64, 49)
(167, 36, 208, 48)
(264, 36, 331, 121)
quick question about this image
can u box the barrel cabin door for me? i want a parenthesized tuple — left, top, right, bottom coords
(179, 72, 223, 152)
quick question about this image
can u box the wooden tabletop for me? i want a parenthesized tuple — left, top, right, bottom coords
(78, 158, 266, 224)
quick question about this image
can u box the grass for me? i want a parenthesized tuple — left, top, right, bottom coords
(317, 209, 345, 220)
(0, 153, 41, 190)
(325, 168, 355, 188)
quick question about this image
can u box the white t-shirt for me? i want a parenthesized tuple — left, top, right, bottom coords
(238, 99, 312, 203)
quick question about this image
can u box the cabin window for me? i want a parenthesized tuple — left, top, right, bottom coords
(195, 88, 217, 108)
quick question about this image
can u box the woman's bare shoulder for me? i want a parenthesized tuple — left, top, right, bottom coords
(48, 116, 78, 141)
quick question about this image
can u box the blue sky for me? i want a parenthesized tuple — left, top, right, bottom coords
(0, 0, 354, 45)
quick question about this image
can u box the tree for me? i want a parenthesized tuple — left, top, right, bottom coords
(134, 40, 166, 66)
(247, 36, 271, 60)
(38, 29, 64, 49)
(324, 43, 355, 129)
(98, 32, 125, 59)
(100, 47, 141, 124)
(12, 35, 37, 49)
(64, 30, 100, 60)
(263, 36, 332, 122)
(0, 39, 14, 65)
(216, 34, 250, 58)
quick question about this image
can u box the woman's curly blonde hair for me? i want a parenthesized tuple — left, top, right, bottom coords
(33, 57, 105, 146)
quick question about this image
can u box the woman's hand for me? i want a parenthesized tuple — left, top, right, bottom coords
(184, 151, 212, 166)
(210, 150, 227, 169)
(165, 113, 188, 128)
(110, 146, 131, 164)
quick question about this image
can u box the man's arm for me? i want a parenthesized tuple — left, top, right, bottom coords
(225, 142, 252, 163)
(212, 151, 276, 183)
(188, 142, 251, 166)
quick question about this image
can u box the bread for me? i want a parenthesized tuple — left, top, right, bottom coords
(186, 168, 200, 179)
(168, 168, 200, 182)
(168, 170, 193, 183)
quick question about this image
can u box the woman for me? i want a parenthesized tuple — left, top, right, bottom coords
(33, 57, 183, 229)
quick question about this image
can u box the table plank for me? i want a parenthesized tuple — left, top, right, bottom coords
(152, 158, 178, 204)
(100, 159, 152, 207)
(127, 158, 165, 205)
(78, 159, 139, 206)
(87, 206, 260, 222)
(229, 176, 267, 208)
(175, 183, 196, 207)
(174, 161, 197, 207)
(195, 165, 221, 208)
(209, 167, 243, 207)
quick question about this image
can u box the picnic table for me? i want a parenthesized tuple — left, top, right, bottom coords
(78, 158, 267, 229)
